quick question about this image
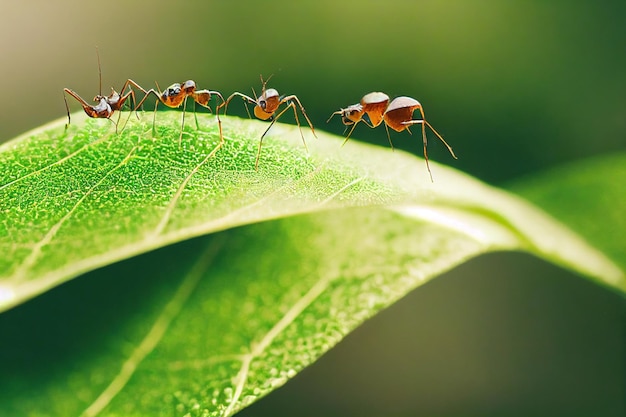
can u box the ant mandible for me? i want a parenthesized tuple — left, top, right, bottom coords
(63, 48, 146, 132)
(328, 93, 457, 182)
(217, 75, 317, 169)
(133, 80, 225, 148)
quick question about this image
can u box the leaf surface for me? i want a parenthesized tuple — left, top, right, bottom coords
(0, 113, 623, 417)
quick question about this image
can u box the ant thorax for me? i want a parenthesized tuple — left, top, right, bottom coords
(259, 88, 281, 113)
(361, 92, 389, 127)
(86, 97, 112, 118)
(161, 83, 186, 107)
(164, 84, 182, 98)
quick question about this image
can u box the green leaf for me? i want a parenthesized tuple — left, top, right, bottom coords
(509, 152, 626, 273)
(0, 112, 623, 417)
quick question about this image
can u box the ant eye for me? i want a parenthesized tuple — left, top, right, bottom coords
(259, 99, 267, 110)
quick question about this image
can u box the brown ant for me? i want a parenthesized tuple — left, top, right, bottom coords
(134, 80, 225, 148)
(328, 93, 457, 182)
(327, 92, 390, 145)
(63, 49, 146, 132)
(217, 75, 317, 169)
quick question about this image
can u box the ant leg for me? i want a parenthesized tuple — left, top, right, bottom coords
(118, 90, 136, 132)
(287, 101, 308, 153)
(63, 88, 94, 128)
(108, 117, 120, 134)
(119, 79, 148, 120)
(402, 119, 433, 182)
(152, 99, 159, 137)
(280, 95, 317, 138)
(133, 88, 161, 135)
(341, 123, 359, 147)
(256, 102, 306, 169)
(415, 107, 456, 159)
(178, 97, 189, 148)
(212, 92, 225, 144)
(204, 93, 226, 160)
(114, 111, 122, 133)
(197, 91, 225, 151)
(193, 100, 200, 130)
(63, 90, 72, 129)
(133, 88, 160, 136)
(361, 118, 375, 129)
(134, 88, 159, 112)
(384, 123, 395, 151)
(219, 92, 256, 117)
(424, 120, 457, 159)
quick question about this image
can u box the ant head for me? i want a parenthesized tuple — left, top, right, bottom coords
(327, 104, 364, 125)
(256, 88, 279, 112)
(93, 94, 106, 103)
(260, 88, 279, 104)
(182, 80, 196, 95)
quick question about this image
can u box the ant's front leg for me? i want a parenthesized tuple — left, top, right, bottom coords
(219, 92, 257, 118)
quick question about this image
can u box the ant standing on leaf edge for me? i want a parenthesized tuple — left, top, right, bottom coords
(328, 92, 457, 182)
(217, 74, 317, 170)
(63, 47, 148, 134)
(133, 79, 225, 156)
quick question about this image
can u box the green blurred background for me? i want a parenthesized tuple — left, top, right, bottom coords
(1, 1, 624, 416)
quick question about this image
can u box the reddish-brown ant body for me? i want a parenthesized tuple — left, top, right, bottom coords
(134, 80, 225, 147)
(218, 75, 317, 169)
(63, 50, 146, 131)
(329, 93, 457, 182)
(327, 92, 390, 145)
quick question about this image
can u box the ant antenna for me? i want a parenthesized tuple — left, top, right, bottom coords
(95, 46, 102, 97)
(260, 74, 274, 92)
(251, 86, 258, 102)
(326, 110, 343, 123)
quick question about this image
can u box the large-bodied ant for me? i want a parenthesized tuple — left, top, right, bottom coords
(328, 93, 457, 182)
(327, 92, 390, 145)
(217, 75, 317, 169)
(134, 80, 225, 148)
(63, 49, 146, 132)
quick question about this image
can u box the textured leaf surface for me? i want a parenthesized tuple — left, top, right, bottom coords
(0, 112, 623, 416)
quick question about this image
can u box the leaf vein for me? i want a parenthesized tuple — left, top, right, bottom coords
(10, 146, 136, 283)
(0, 134, 112, 190)
(150, 148, 219, 238)
(222, 275, 332, 417)
(79, 237, 224, 417)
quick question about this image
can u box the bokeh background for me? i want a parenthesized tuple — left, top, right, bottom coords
(1, 1, 624, 416)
